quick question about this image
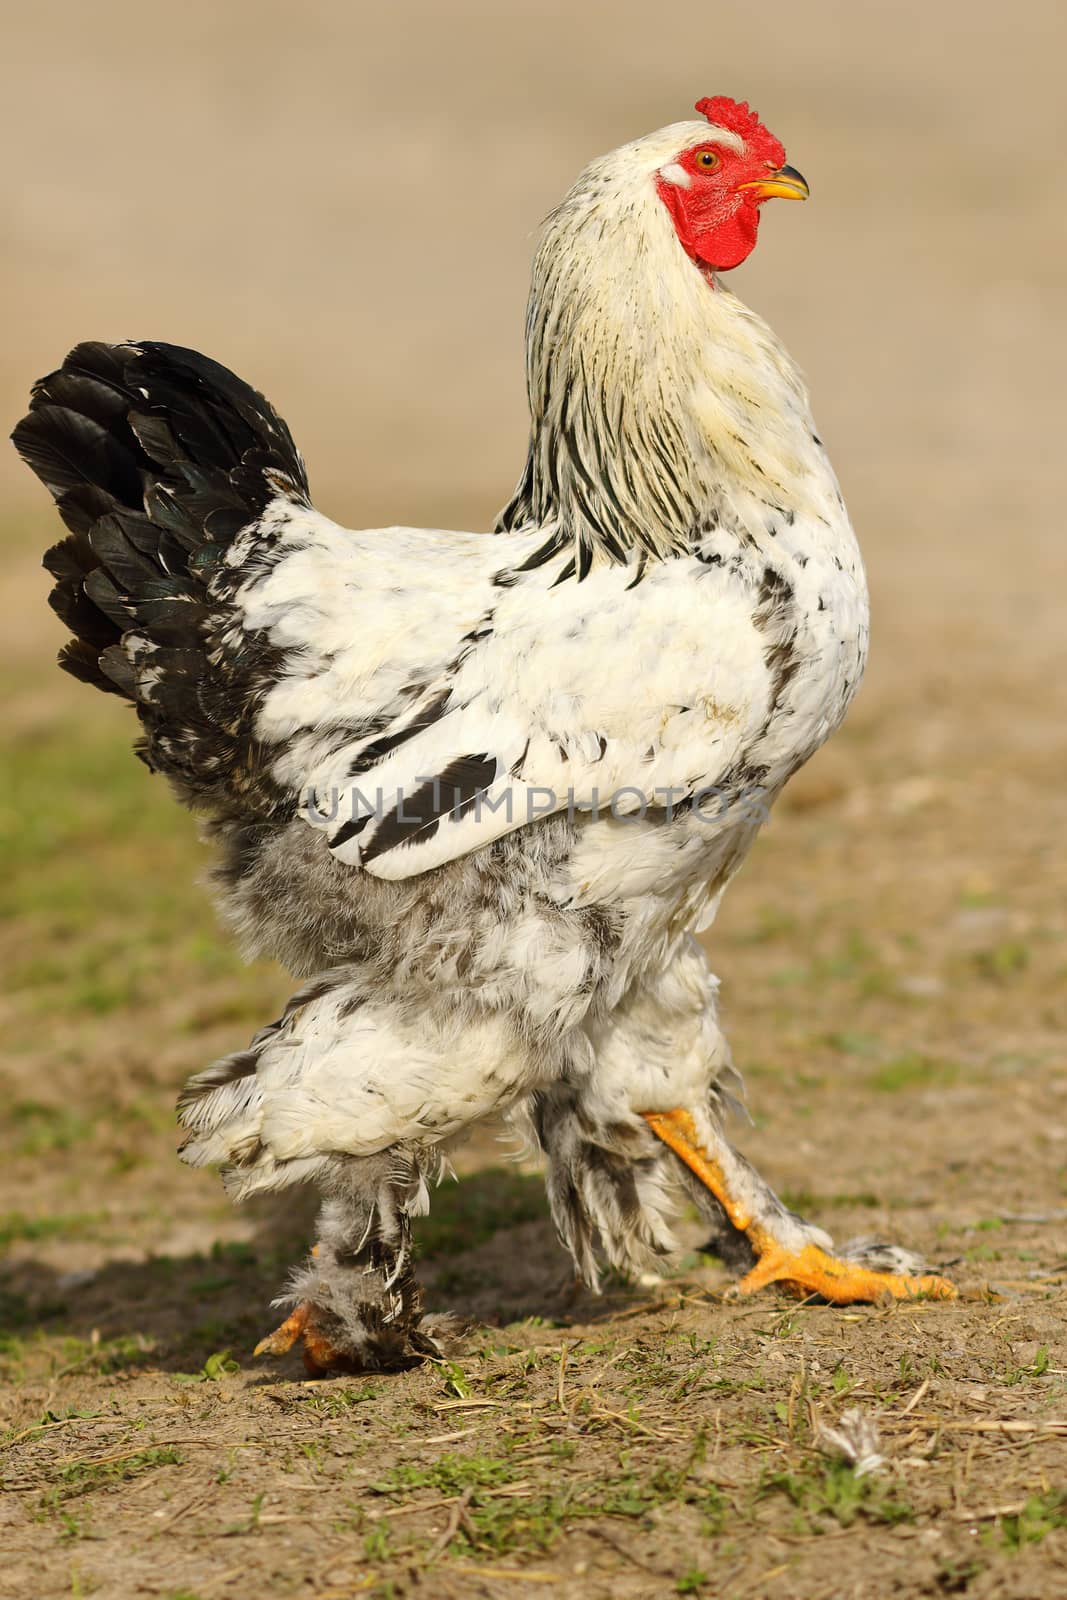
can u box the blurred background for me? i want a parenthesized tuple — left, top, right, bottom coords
(1, 0, 1065, 1318)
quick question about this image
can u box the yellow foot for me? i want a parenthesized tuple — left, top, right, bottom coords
(730, 1240, 957, 1305)
(253, 1302, 351, 1376)
(641, 1107, 957, 1307)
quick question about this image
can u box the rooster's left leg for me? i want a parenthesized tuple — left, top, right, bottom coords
(643, 1108, 956, 1303)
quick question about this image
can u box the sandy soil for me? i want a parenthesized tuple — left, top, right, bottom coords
(1, 3, 1065, 1597)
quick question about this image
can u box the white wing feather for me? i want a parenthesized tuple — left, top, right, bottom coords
(235, 502, 777, 882)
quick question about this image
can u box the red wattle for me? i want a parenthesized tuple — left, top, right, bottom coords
(655, 177, 761, 272)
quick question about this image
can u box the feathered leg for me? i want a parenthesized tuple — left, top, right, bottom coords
(570, 941, 956, 1303)
(528, 1085, 682, 1288)
(254, 1152, 454, 1374)
(644, 1108, 956, 1303)
(177, 969, 525, 1374)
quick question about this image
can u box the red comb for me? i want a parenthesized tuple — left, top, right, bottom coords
(694, 96, 785, 168)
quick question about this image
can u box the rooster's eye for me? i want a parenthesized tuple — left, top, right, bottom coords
(695, 150, 721, 172)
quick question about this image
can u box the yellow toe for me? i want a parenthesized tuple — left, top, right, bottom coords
(732, 1241, 957, 1305)
(253, 1302, 311, 1358)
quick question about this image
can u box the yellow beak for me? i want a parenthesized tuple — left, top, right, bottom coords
(736, 164, 810, 202)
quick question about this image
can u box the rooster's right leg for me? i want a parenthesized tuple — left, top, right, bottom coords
(254, 1153, 454, 1375)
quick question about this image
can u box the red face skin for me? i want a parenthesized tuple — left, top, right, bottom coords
(655, 99, 793, 273)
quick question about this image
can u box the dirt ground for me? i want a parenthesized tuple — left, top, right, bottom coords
(1, 2, 1065, 1597)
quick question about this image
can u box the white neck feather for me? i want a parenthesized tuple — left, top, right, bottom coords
(498, 122, 841, 566)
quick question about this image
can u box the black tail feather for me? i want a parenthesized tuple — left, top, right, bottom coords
(12, 340, 311, 811)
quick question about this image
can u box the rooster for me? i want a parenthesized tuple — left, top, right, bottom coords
(13, 96, 954, 1374)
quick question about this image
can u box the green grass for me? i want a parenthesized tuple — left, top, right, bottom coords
(867, 1053, 958, 1094)
(298, 1383, 386, 1417)
(989, 1491, 1067, 1550)
(780, 1188, 881, 1213)
(0, 1330, 157, 1382)
(0, 1211, 106, 1249)
(0, 1097, 185, 1170)
(34, 1445, 184, 1535)
(172, 1349, 240, 1384)
(972, 941, 1031, 983)
(366, 1436, 725, 1561)
(5, 1102, 98, 1157)
(47, 1446, 184, 1502)
(1003, 1345, 1050, 1385)
(758, 1459, 915, 1532)
(2, 714, 194, 911)
(823, 1030, 882, 1057)
(0, 710, 283, 1032)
